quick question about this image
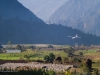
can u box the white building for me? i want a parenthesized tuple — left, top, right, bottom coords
(6, 50, 21, 53)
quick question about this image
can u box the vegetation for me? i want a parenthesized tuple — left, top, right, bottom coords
(0, 16, 100, 45)
(1, 69, 56, 75)
(44, 53, 55, 63)
(0, 49, 67, 61)
(48, 45, 54, 48)
(1, 44, 100, 75)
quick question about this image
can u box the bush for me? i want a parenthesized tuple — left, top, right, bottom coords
(44, 53, 55, 63)
(48, 45, 53, 48)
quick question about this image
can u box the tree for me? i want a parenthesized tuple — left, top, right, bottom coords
(29, 46, 36, 50)
(7, 41, 12, 45)
(79, 52, 83, 56)
(48, 45, 53, 48)
(82, 59, 92, 72)
(86, 59, 92, 70)
(16, 45, 21, 50)
(7, 41, 13, 49)
(67, 46, 74, 57)
(49, 53, 55, 63)
(72, 57, 81, 63)
(44, 55, 50, 63)
(44, 53, 55, 63)
(54, 56, 62, 64)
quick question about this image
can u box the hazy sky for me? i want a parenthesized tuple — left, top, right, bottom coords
(18, 0, 68, 21)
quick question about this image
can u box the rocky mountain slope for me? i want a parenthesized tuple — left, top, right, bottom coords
(18, 0, 68, 21)
(48, 0, 100, 36)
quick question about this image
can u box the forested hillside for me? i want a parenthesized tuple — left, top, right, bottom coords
(0, 18, 100, 45)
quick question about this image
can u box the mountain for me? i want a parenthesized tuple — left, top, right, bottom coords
(0, 0, 100, 45)
(0, 0, 42, 22)
(18, 0, 68, 21)
(48, 0, 100, 36)
(0, 18, 100, 45)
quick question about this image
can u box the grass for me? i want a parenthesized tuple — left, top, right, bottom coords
(0, 53, 20, 60)
(0, 49, 67, 60)
(0, 48, 100, 61)
(75, 49, 98, 55)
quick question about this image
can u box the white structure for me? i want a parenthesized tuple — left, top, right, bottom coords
(68, 34, 81, 39)
(6, 50, 21, 53)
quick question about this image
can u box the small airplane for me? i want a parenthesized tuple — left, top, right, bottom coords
(67, 34, 81, 39)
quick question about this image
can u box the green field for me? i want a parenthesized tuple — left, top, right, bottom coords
(1, 48, 100, 61)
(0, 49, 67, 60)
(75, 49, 100, 61)
(1, 47, 100, 74)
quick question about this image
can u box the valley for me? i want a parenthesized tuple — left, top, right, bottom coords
(0, 0, 100, 75)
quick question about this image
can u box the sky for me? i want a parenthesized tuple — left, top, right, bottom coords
(18, 0, 68, 21)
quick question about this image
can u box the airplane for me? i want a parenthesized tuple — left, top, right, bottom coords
(67, 34, 81, 39)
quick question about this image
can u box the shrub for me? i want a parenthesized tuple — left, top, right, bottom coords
(44, 53, 55, 63)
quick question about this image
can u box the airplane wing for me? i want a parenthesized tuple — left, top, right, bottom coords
(72, 37, 75, 39)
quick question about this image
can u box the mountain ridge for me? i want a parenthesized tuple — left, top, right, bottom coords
(48, 0, 100, 36)
(0, 0, 42, 22)
(18, 0, 68, 21)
